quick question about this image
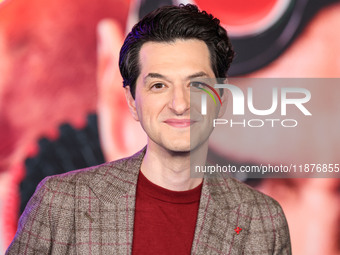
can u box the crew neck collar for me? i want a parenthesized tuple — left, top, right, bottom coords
(137, 170, 203, 204)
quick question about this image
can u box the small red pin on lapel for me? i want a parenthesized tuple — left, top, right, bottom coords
(234, 226, 242, 235)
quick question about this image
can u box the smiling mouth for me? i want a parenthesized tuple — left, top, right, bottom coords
(164, 119, 196, 128)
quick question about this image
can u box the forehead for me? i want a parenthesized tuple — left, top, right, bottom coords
(138, 39, 213, 79)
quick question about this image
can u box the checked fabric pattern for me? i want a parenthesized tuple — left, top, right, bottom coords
(6, 147, 291, 254)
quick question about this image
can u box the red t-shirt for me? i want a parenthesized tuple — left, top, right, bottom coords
(132, 171, 202, 255)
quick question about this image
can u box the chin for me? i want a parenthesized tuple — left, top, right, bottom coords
(165, 143, 191, 153)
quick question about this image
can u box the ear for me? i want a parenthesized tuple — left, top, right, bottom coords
(124, 86, 139, 121)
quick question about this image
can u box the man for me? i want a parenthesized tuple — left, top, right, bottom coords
(6, 4, 291, 254)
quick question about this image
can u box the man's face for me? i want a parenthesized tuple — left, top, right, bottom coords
(126, 39, 223, 153)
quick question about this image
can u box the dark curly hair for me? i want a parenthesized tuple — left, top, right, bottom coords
(119, 4, 234, 98)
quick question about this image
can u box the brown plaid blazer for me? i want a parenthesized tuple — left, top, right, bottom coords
(7, 148, 291, 254)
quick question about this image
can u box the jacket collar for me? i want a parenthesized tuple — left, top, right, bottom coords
(86, 147, 246, 254)
(88, 147, 146, 204)
(88, 146, 242, 214)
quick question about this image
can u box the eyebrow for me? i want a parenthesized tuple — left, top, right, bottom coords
(187, 72, 210, 79)
(143, 71, 210, 84)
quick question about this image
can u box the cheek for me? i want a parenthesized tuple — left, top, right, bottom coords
(135, 100, 155, 126)
(206, 100, 221, 117)
(135, 102, 145, 123)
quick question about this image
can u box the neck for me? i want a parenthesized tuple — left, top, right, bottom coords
(140, 141, 206, 191)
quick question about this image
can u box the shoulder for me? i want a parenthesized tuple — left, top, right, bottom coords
(202, 175, 291, 253)
(228, 177, 282, 209)
(206, 175, 281, 208)
(39, 147, 146, 192)
(225, 177, 288, 222)
(206, 175, 290, 232)
(24, 147, 145, 214)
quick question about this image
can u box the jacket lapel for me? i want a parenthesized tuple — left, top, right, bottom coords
(191, 176, 252, 255)
(75, 147, 250, 255)
(75, 148, 145, 254)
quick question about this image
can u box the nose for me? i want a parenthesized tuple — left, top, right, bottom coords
(168, 85, 190, 115)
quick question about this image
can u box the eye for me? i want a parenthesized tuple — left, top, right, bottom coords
(150, 83, 166, 90)
(190, 81, 206, 90)
(153, 83, 164, 89)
